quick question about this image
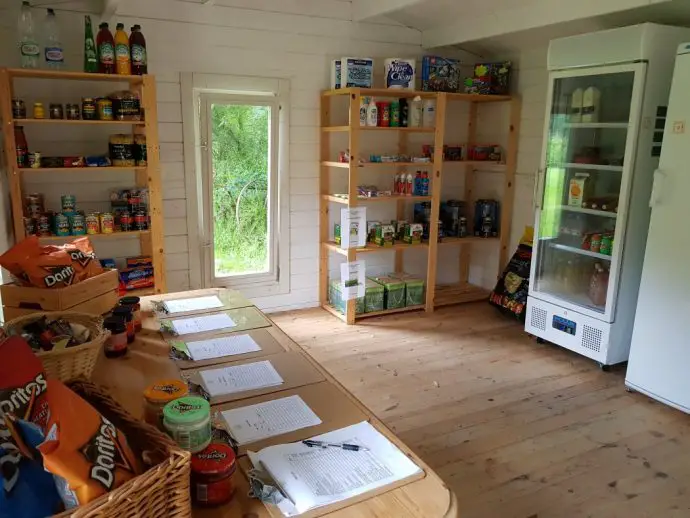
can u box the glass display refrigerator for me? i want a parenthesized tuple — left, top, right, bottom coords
(525, 24, 690, 368)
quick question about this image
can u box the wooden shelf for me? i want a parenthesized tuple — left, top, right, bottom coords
(322, 161, 434, 169)
(321, 87, 512, 104)
(38, 230, 150, 241)
(14, 118, 145, 126)
(19, 166, 146, 173)
(7, 68, 145, 83)
(439, 236, 500, 245)
(323, 240, 428, 255)
(126, 286, 157, 297)
(434, 283, 491, 307)
(324, 194, 432, 204)
(357, 304, 426, 319)
(321, 126, 435, 133)
(444, 160, 506, 170)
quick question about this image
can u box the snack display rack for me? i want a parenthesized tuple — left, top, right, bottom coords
(320, 88, 520, 323)
(0, 68, 166, 294)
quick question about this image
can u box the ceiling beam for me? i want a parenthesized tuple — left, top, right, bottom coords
(101, 0, 121, 19)
(352, 0, 427, 22)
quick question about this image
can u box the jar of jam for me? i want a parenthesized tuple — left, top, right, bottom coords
(119, 295, 141, 330)
(112, 306, 135, 343)
(33, 102, 45, 119)
(143, 379, 189, 430)
(49, 103, 64, 119)
(191, 443, 237, 507)
(103, 316, 128, 358)
(82, 97, 97, 120)
(12, 98, 26, 119)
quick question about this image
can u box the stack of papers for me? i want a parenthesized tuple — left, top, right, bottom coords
(163, 295, 224, 314)
(199, 360, 284, 397)
(186, 334, 262, 361)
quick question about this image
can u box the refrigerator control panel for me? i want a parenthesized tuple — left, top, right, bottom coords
(553, 315, 577, 335)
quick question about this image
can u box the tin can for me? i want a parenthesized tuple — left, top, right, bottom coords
(24, 193, 44, 218)
(119, 211, 132, 231)
(481, 216, 493, 238)
(100, 212, 115, 233)
(134, 211, 147, 231)
(600, 235, 613, 256)
(66, 103, 81, 120)
(28, 151, 41, 168)
(61, 195, 76, 214)
(70, 213, 86, 235)
(37, 214, 51, 236)
(54, 213, 70, 236)
(82, 97, 97, 120)
(97, 98, 113, 120)
(49, 103, 64, 119)
(390, 100, 400, 127)
(458, 217, 468, 238)
(590, 233, 602, 253)
(86, 213, 100, 234)
(12, 98, 26, 119)
(23, 217, 36, 236)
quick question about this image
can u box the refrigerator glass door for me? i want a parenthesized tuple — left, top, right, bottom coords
(531, 64, 645, 321)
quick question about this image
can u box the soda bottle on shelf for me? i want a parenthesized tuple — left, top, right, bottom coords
(114, 23, 131, 75)
(14, 126, 28, 168)
(43, 8, 64, 69)
(83, 15, 98, 73)
(17, 1, 39, 69)
(97, 22, 115, 74)
(422, 171, 429, 196)
(129, 24, 147, 75)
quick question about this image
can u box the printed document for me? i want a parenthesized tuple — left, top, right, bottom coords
(171, 313, 236, 335)
(222, 395, 322, 445)
(200, 360, 284, 397)
(163, 295, 224, 314)
(186, 334, 261, 361)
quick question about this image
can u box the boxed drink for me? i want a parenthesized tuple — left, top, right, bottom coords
(364, 278, 385, 313)
(389, 272, 425, 306)
(334, 223, 341, 245)
(375, 224, 395, 247)
(371, 276, 406, 309)
(367, 221, 380, 243)
(568, 173, 592, 207)
(404, 223, 423, 244)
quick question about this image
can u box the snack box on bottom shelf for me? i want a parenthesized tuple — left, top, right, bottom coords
(0, 268, 119, 320)
(328, 278, 385, 315)
(389, 272, 426, 306)
(369, 276, 406, 310)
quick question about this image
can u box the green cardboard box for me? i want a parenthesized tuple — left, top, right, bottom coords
(370, 275, 406, 309)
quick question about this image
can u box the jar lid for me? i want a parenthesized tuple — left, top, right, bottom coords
(112, 306, 132, 319)
(163, 396, 209, 425)
(191, 443, 236, 476)
(120, 296, 141, 305)
(144, 379, 189, 404)
(103, 316, 126, 332)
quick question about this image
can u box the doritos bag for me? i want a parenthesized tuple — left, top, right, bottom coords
(58, 237, 103, 282)
(38, 379, 142, 508)
(0, 236, 76, 289)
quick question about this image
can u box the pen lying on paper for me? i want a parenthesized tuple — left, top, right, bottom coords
(302, 440, 369, 452)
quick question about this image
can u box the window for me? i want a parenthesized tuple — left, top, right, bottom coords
(182, 74, 290, 297)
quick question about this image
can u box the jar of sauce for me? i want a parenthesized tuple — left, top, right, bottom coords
(191, 443, 237, 507)
(112, 306, 135, 343)
(143, 379, 189, 430)
(104, 316, 128, 358)
(82, 97, 97, 120)
(163, 396, 212, 453)
(33, 102, 45, 119)
(119, 295, 141, 330)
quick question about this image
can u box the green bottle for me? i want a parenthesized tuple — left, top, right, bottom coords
(84, 15, 98, 73)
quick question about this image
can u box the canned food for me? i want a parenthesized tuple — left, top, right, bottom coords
(100, 212, 115, 233)
(28, 152, 41, 168)
(12, 98, 26, 119)
(458, 217, 468, 238)
(49, 103, 64, 120)
(54, 213, 70, 236)
(600, 235, 613, 256)
(97, 98, 113, 120)
(37, 214, 51, 236)
(23, 217, 36, 236)
(82, 97, 97, 120)
(66, 103, 80, 120)
(134, 211, 147, 231)
(119, 211, 132, 231)
(70, 213, 86, 235)
(481, 216, 493, 238)
(86, 213, 100, 234)
(61, 195, 76, 214)
(590, 233, 602, 253)
(24, 193, 44, 218)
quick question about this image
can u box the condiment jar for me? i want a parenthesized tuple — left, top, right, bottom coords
(49, 103, 64, 119)
(163, 396, 212, 453)
(103, 316, 128, 358)
(33, 102, 45, 119)
(119, 295, 142, 331)
(191, 443, 237, 507)
(143, 379, 189, 430)
(112, 306, 135, 343)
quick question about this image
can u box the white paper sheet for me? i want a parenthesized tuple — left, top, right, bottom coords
(251, 421, 422, 515)
(340, 261, 366, 300)
(163, 295, 224, 314)
(341, 207, 367, 249)
(222, 395, 322, 445)
(170, 313, 236, 335)
(199, 360, 284, 397)
(186, 334, 261, 361)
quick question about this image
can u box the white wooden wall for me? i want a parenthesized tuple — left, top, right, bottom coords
(0, 0, 548, 312)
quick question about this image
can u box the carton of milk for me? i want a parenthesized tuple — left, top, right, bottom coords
(384, 58, 416, 90)
(342, 57, 374, 88)
(330, 59, 341, 89)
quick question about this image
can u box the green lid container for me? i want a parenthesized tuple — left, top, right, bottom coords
(163, 396, 212, 453)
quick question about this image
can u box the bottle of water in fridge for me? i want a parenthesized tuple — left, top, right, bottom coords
(18, 1, 39, 69)
(44, 8, 64, 69)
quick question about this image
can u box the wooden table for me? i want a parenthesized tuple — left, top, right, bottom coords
(93, 289, 458, 518)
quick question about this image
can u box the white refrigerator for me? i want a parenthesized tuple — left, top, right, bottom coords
(525, 24, 690, 367)
(626, 43, 690, 412)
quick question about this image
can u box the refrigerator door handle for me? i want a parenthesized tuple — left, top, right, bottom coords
(649, 169, 664, 207)
(533, 168, 545, 209)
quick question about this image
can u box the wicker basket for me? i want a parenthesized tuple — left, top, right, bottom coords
(3, 312, 108, 381)
(54, 379, 192, 518)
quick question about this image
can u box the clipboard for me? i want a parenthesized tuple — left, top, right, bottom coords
(213, 382, 368, 455)
(182, 352, 325, 405)
(170, 327, 289, 370)
(147, 288, 253, 318)
(160, 306, 271, 339)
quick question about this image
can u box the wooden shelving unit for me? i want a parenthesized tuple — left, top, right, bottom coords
(320, 87, 520, 324)
(0, 68, 167, 293)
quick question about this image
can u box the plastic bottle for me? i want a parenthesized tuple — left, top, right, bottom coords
(83, 15, 98, 73)
(14, 126, 29, 168)
(422, 171, 429, 196)
(18, 1, 39, 69)
(366, 98, 378, 127)
(359, 96, 368, 127)
(97, 22, 115, 74)
(43, 9, 64, 69)
(114, 23, 131, 75)
(129, 24, 147, 75)
(406, 173, 414, 196)
(409, 96, 422, 127)
(414, 171, 422, 195)
(423, 99, 436, 128)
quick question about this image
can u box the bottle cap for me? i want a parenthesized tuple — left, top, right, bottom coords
(116, 22, 124, 30)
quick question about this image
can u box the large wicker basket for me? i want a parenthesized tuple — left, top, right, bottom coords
(55, 379, 192, 517)
(3, 312, 107, 381)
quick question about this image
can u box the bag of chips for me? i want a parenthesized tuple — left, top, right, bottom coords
(38, 379, 142, 508)
(58, 236, 103, 282)
(0, 236, 76, 289)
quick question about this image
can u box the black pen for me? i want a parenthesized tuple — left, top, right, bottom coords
(302, 440, 369, 452)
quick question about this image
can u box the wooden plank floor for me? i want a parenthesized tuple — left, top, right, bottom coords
(272, 303, 690, 518)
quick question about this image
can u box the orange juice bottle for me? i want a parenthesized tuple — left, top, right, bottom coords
(114, 23, 131, 75)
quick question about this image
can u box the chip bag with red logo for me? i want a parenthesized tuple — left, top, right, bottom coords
(0, 236, 77, 289)
(57, 236, 103, 282)
(38, 379, 143, 508)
